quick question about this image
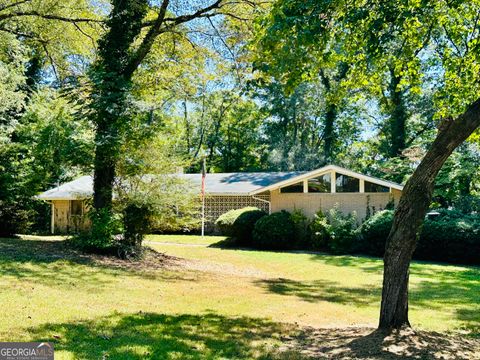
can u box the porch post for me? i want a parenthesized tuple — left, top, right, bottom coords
(51, 202, 55, 234)
(330, 171, 336, 193)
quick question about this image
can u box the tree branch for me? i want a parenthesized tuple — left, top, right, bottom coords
(122, 0, 170, 77)
(125, 0, 225, 77)
(142, 0, 223, 27)
(0, 10, 103, 23)
(0, 0, 32, 12)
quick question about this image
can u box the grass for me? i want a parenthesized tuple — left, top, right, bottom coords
(0, 235, 478, 359)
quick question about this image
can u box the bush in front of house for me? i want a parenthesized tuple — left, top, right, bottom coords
(324, 206, 359, 254)
(252, 211, 295, 250)
(308, 210, 330, 250)
(215, 207, 267, 245)
(358, 209, 394, 256)
(290, 208, 311, 247)
(417, 213, 479, 264)
(357, 208, 479, 264)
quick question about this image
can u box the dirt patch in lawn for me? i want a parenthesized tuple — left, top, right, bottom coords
(180, 258, 269, 278)
(2, 236, 181, 271)
(278, 326, 480, 359)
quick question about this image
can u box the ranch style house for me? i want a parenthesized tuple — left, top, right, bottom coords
(38, 164, 404, 234)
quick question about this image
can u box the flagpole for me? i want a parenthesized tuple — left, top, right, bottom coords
(201, 156, 206, 238)
(201, 195, 205, 238)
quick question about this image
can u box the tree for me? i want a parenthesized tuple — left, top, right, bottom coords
(253, 0, 480, 329)
(87, 1, 251, 245)
(251, 3, 353, 164)
(114, 128, 199, 259)
(0, 0, 101, 235)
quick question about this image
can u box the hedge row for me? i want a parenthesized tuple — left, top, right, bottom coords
(359, 209, 480, 264)
(215, 207, 479, 265)
(215, 206, 359, 253)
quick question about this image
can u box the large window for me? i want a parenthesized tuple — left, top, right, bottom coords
(280, 182, 304, 193)
(70, 200, 83, 216)
(365, 181, 389, 193)
(308, 174, 331, 193)
(336, 173, 359, 192)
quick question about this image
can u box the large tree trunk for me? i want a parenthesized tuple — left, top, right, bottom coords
(93, 128, 116, 211)
(90, 1, 148, 215)
(379, 98, 480, 329)
(387, 69, 407, 158)
(323, 104, 336, 162)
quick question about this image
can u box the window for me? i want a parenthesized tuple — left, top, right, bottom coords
(336, 173, 359, 192)
(70, 200, 83, 216)
(308, 174, 331, 193)
(280, 182, 304, 193)
(365, 181, 389, 193)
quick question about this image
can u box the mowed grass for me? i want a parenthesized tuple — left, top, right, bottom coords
(0, 235, 477, 359)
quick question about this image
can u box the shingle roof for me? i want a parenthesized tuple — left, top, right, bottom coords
(180, 172, 304, 195)
(37, 176, 93, 200)
(37, 172, 304, 200)
(37, 165, 404, 201)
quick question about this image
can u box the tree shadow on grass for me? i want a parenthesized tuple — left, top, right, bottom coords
(27, 312, 480, 360)
(255, 278, 380, 306)
(26, 312, 301, 360)
(0, 237, 195, 290)
(409, 273, 480, 336)
(316, 254, 385, 273)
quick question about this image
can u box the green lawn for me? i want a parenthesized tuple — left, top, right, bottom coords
(0, 235, 478, 359)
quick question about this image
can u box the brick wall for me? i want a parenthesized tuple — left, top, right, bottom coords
(270, 189, 400, 221)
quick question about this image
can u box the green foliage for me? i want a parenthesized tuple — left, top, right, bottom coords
(308, 210, 330, 250)
(115, 132, 200, 251)
(323, 206, 359, 255)
(357, 209, 480, 264)
(358, 210, 395, 256)
(75, 208, 122, 253)
(290, 208, 310, 247)
(434, 143, 480, 207)
(120, 202, 154, 259)
(418, 213, 480, 265)
(215, 207, 267, 245)
(252, 211, 295, 250)
(18, 89, 94, 183)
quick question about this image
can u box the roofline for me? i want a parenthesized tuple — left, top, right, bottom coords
(37, 192, 256, 200)
(249, 165, 403, 195)
(37, 165, 403, 200)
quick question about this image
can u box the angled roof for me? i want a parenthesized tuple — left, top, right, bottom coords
(37, 165, 403, 201)
(37, 176, 93, 201)
(179, 172, 304, 195)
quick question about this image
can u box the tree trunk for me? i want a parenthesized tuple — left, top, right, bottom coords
(379, 98, 480, 329)
(93, 128, 115, 211)
(324, 104, 336, 163)
(90, 1, 148, 215)
(387, 68, 407, 158)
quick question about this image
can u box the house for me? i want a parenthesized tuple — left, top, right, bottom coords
(38, 165, 403, 234)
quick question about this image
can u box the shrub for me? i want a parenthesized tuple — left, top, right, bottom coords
(324, 206, 359, 254)
(252, 211, 295, 250)
(72, 208, 122, 253)
(215, 207, 267, 245)
(0, 202, 32, 237)
(120, 202, 154, 258)
(308, 210, 330, 250)
(454, 195, 480, 214)
(357, 208, 479, 264)
(358, 210, 394, 256)
(290, 208, 310, 247)
(418, 214, 479, 264)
